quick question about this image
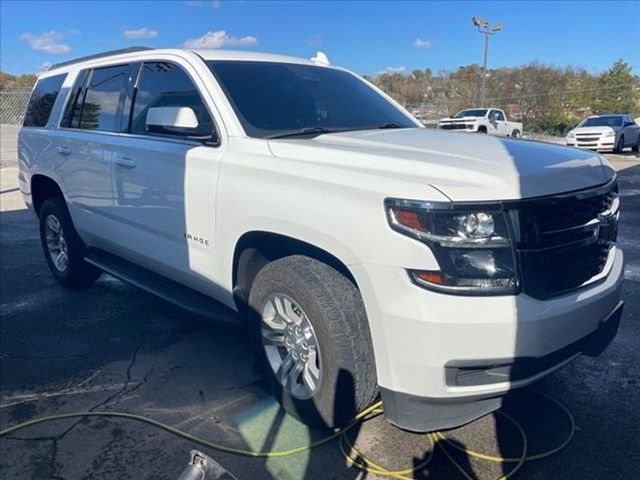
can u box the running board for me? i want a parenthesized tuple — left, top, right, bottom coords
(85, 249, 240, 326)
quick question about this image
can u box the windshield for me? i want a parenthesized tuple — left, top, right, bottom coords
(206, 61, 416, 138)
(578, 116, 623, 128)
(454, 109, 488, 118)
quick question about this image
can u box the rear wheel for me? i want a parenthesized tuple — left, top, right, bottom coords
(614, 135, 625, 154)
(38, 197, 101, 288)
(248, 255, 378, 428)
(511, 129, 521, 138)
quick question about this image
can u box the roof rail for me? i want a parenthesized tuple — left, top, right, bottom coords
(48, 47, 153, 70)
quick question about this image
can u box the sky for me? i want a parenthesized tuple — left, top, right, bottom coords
(1, 0, 639, 76)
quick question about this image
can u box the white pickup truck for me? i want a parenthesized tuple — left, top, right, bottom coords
(19, 48, 623, 432)
(438, 108, 523, 137)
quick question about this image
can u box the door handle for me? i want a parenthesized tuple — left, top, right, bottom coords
(56, 145, 71, 156)
(115, 156, 137, 168)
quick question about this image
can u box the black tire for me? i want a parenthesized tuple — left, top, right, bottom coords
(632, 136, 639, 153)
(38, 196, 101, 288)
(248, 255, 378, 428)
(478, 127, 487, 134)
(614, 135, 624, 154)
(511, 130, 521, 138)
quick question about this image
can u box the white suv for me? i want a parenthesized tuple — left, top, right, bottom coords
(19, 48, 624, 432)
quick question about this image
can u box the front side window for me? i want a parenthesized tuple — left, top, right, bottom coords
(489, 109, 505, 121)
(80, 65, 131, 132)
(207, 61, 415, 138)
(130, 62, 214, 139)
(23, 73, 66, 127)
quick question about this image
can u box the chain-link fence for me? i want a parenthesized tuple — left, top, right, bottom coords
(1, 90, 31, 168)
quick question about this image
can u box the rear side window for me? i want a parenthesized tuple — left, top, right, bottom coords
(80, 65, 131, 131)
(23, 74, 66, 127)
(129, 62, 213, 138)
(62, 70, 89, 128)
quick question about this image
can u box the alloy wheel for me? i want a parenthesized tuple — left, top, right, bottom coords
(260, 293, 322, 400)
(44, 214, 69, 272)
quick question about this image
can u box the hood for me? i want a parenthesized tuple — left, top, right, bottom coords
(572, 126, 619, 134)
(268, 128, 615, 202)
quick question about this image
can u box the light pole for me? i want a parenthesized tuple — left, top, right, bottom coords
(472, 16, 503, 107)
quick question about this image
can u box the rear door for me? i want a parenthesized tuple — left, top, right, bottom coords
(53, 64, 135, 246)
(104, 60, 224, 293)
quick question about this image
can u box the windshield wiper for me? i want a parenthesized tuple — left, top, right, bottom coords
(373, 123, 407, 129)
(266, 127, 341, 139)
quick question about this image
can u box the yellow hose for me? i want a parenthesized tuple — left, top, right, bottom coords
(0, 390, 575, 479)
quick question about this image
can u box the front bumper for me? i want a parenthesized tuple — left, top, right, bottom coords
(566, 137, 616, 151)
(355, 247, 624, 432)
(381, 300, 623, 432)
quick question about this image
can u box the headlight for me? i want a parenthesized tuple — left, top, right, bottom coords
(385, 199, 518, 295)
(566, 131, 575, 138)
(604, 131, 616, 137)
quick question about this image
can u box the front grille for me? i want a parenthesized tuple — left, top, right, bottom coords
(513, 181, 618, 299)
(440, 123, 469, 130)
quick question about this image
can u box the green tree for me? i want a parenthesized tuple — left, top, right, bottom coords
(594, 59, 638, 114)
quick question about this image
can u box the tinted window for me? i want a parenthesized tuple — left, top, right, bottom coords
(495, 110, 505, 121)
(80, 65, 131, 131)
(207, 61, 415, 138)
(23, 74, 66, 127)
(130, 62, 213, 138)
(579, 116, 623, 128)
(62, 70, 89, 128)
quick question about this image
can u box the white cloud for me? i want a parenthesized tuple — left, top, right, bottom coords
(20, 30, 71, 55)
(378, 66, 406, 75)
(414, 38, 431, 49)
(123, 27, 158, 40)
(181, 30, 257, 49)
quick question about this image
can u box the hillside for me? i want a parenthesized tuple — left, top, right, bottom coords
(0, 71, 37, 90)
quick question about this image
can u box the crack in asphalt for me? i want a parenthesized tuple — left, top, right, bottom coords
(4, 340, 153, 479)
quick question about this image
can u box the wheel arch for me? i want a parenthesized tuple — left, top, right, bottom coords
(31, 174, 64, 215)
(232, 230, 358, 309)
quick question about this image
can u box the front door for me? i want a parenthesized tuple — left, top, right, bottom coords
(105, 61, 223, 293)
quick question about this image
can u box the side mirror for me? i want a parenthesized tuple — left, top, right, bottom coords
(146, 106, 219, 145)
(146, 106, 199, 131)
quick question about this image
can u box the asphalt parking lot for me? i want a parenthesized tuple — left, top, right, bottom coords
(1, 152, 639, 480)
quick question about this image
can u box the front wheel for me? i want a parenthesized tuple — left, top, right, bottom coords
(38, 197, 102, 288)
(248, 255, 378, 428)
(632, 136, 639, 153)
(614, 135, 625, 154)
